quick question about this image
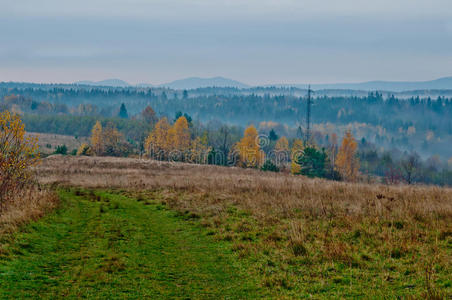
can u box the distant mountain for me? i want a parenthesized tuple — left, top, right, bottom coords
(286, 77, 452, 92)
(135, 83, 154, 88)
(71, 76, 452, 92)
(160, 77, 249, 89)
(75, 79, 130, 87)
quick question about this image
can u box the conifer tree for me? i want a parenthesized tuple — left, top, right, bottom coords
(118, 103, 128, 119)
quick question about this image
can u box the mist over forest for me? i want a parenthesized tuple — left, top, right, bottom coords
(1, 82, 451, 162)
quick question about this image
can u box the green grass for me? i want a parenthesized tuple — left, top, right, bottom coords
(0, 189, 264, 299)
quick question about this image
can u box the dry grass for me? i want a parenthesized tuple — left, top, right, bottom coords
(0, 186, 59, 237)
(36, 155, 452, 221)
(35, 155, 452, 297)
(26, 132, 88, 154)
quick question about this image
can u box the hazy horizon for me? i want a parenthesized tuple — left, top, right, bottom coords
(1, 0, 452, 85)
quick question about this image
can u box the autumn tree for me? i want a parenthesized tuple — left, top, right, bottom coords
(335, 130, 360, 181)
(90, 121, 103, 155)
(0, 111, 40, 205)
(141, 105, 158, 126)
(400, 153, 421, 184)
(102, 122, 124, 156)
(274, 136, 289, 167)
(189, 135, 210, 164)
(326, 133, 339, 178)
(235, 125, 264, 168)
(145, 117, 171, 159)
(77, 143, 93, 156)
(290, 139, 304, 174)
(168, 116, 191, 154)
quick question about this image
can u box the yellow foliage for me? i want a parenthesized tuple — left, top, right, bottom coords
(290, 139, 304, 174)
(145, 117, 171, 158)
(189, 136, 210, 164)
(168, 116, 191, 153)
(275, 136, 289, 152)
(335, 130, 359, 181)
(76, 143, 93, 156)
(235, 125, 264, 168)
(90, 121, 103, 155)
(102, 123, 123, 156)
(0, 110, 40, 202)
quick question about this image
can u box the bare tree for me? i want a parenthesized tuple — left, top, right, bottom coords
(400, 153, 421, 184)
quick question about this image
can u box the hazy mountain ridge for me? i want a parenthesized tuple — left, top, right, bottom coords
(159, 77, 249, 89)
(71, 76, 452, 92)
(75, 79, 131, 87)
(291, 77, 452, 92)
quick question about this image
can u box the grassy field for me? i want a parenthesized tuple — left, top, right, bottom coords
(29, 155, 452, 298)
(0, 189, 264, 299)
(1, 154, 448, 298)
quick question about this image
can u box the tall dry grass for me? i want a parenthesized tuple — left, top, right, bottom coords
(36, 155, 452, 221)
(0, 186, 58, 237)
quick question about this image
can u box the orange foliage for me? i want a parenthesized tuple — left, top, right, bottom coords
(335, 130, 359, 181)
(235, 125, 264, 168)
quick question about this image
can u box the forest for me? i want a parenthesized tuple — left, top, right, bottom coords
(1, 83, 450, 186)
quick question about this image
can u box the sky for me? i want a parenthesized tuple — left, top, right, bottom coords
(1, 0, 452, 85)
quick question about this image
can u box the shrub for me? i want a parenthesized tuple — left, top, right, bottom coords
(54, 144, 68, 155)
(0, 110, 40, 209)
(76, 143, 93, 156)
(261, 160, 279, 172)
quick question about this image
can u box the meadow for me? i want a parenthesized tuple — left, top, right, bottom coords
(25, 155, 452, 298)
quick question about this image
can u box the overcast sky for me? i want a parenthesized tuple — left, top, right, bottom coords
(1, 0, 452, 85)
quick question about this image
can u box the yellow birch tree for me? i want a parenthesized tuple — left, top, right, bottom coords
(145, 117, 171, 159)
(235, 125, 264, 168)
(168, 116, 191, 152)
(290, 139, 304, 174)
(335, 130, 360, 181)
(90, 121, 103, 155)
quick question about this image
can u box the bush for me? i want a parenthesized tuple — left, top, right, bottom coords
(76, 143, 93, 156)
(54, 144, 68, 155)
(261, 160, 279, 172)
(0, 111, 40, 209)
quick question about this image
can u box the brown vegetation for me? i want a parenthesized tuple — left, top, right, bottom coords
(0, 186, 58, 237)
(0, 112, 58, 237)
(26, 132, 88, 155)
(36, 155, 452, 221)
